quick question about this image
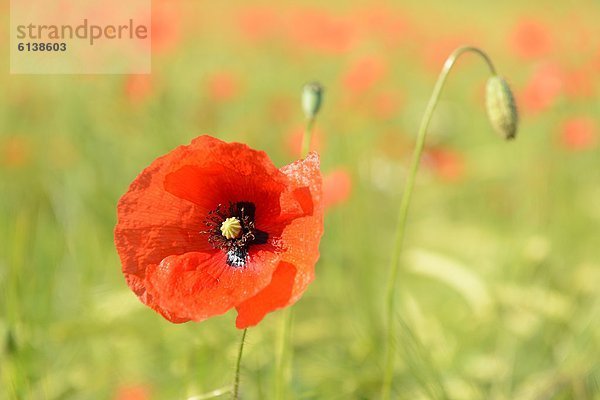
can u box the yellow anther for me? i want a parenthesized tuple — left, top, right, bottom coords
(220, 217, 242, 239)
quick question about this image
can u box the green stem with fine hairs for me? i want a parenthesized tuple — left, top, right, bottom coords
(301, 117, 316, 157)
(231, 328, 247, 400)
(274, 309, 294, 400)
(274, 114, 316, 400)
(380, 46, 497, 400)
(230, 107, 318, 400)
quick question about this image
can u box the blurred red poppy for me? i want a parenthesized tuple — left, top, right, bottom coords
(563, 67, 596, 100)
(424, 147, 466, 182)
(520, 63, 563, 115)
(349, 5, 413, 49)
(114, 384, 150, 400)
(266, 95, 295, 124)
(206, 72, 242, 102)
(370, 90, 403, 120)
(1, 136, 32, 169)
(509, 19, 553, 60)
(559, 117, 597, 151)
(124, 75, 153, 104)
(286, 8, 356, 54)
(115, 136, 323, 328)
(235, 6, 281, 42)
(342, 56, 387, 96)
(323, 168, 352, 209)
(151, 0, 182, 54)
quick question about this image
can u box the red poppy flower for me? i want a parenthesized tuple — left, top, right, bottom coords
(206, 72, 242, 102)
(509, 18, 553, 60)
(519, 62, 563, 115)
(114, 136, 323, 328)
(124, 75, 153, 104)
(234, 6, 281, 42)
(286, 8, 356, 54)
(424, 147, 466, 182)
(370, 90, 404, 120)
(342, 56, 388, 96)
(1, 136, 32, 169)
(323, 168, 352, 209)
(114, 384, 151, 400)
(151, 0, 182, 54)
(559, 117, 597, 151)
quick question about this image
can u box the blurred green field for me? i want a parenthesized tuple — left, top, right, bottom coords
(1, 0, 600, 399)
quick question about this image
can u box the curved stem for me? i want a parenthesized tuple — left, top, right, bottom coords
(231, 328, 248, 400)
(380, 46, 498, 400)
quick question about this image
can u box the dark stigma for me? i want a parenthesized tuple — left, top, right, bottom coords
(201, 201, 268, 267)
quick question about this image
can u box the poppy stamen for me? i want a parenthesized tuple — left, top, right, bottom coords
(201, 202, 269, 267)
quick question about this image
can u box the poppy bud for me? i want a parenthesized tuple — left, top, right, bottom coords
(302, 82, 324, 119)
(485, 76, 518, 140)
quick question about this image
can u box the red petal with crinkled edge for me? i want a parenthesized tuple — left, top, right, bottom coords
(115, 136, 293, 322)
(235, 262, 297, 328)
(235, 153, 324, 328)
(163, 137, 289, 227)
(145, 245, 281, 322)
(115, 143, 210, 322)
(116, 136, 323, 327)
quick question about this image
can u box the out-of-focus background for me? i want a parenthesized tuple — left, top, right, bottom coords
(1, 0, 599, 399)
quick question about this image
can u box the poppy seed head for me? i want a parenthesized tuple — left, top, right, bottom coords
(220, 217, 242, 239)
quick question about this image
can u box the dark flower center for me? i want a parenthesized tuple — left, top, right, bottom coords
(201, 202, 268, 267)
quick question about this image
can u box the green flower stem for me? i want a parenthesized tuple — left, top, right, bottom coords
(274, 309, 294, 400)
(301, 117, 316, 157)
(274, 116, 314, 400)
(231, 328, 247, 400)
(380, 46, 497, 400)
(273, 111, 317, 400)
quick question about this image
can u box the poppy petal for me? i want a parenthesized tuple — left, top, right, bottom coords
(235, 153, 323, 326)
(279, 152, 324, 305)
(163, 136, 288, 225)
(115, 144, 212, 319)
(145, 245, 282, 322)
(235, 262, 297, 328)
